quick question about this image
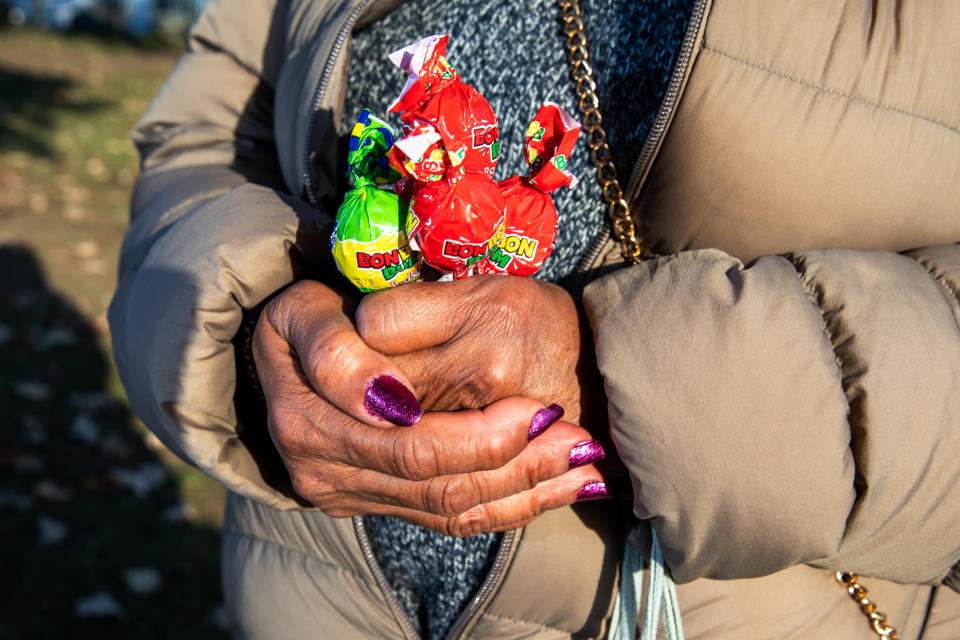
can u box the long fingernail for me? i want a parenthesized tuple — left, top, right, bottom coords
(364, 375, 422, 426)
(575, 481, 610, 501)
(568, 440, 605, 469)
(528, 404, 564, 440)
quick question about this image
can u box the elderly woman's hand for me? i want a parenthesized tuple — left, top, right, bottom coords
(355, 275, 606, 428)
(253, 280, 607, 536)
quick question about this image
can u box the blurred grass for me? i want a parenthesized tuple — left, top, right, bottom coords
(0, 27, 169, 321)
(0, 27, 230, 638)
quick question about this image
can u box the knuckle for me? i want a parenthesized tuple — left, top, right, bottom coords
(265, 281, 318, 328)
(525, 498, 547, 521)
(266, 409, 298, 450)
(288, 470, 320, 501)
(424, 476, 479, 517)
(395, 432, 441, 480)
(479, 359, 513, 395)
(267, 405, 328, 460)
(284, 279, 324, 306)
(252, 308, 272, 343)
(457, 359, 515, 409)
(291, 472, 340, 509)
(518, 454, 548, 489)
(482, 429, 518, 469)
(305, 328, 358, 386)
(255, 299, 289, 356)
(262, 291, 288, 326)
(487, 280, 532, 318)
(447, 506, 491, 538)
(355, 296, 392, 341)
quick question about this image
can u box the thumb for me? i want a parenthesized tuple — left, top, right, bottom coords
(254, 280, 422, 427)
(355, 278, 488, 354)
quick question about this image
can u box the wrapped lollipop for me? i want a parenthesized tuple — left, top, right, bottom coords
(403, 166, 506, 278)
(387, 34, 500, 177)
(330, 109, 422, 292)
(479, 102, 581, 277)
(395, 136, 507, 278)
(387, 35, 506, 278)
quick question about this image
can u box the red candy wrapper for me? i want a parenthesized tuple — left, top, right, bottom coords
(478, 102, 581, 277)
(388, 34, 506, 278)
(523, 101, 581, 192)
(405, 170, 506, 277)
(388, 120, 446, 182)
(388, 35, 500, 177)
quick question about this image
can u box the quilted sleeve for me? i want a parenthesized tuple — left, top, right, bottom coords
(583, 246, 960, 584)
(108, 0, 334, 508)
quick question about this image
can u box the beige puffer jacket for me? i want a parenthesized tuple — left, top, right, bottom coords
(109, 0, 960, 637)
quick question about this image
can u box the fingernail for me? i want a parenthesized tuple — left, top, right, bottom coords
(568, 440, 605, 469)
(528, 404, 564, 440)
(364, 375, 422, 426)
(575, 481, 610, 501)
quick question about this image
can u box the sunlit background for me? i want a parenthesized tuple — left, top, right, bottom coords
(0, 3, 236, 637)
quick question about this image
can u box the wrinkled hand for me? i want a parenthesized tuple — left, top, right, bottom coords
(356, 274, 606, 427)
(252, 280, 607, 536)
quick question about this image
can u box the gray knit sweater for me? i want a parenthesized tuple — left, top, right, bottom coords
(342, 0, 693, 636)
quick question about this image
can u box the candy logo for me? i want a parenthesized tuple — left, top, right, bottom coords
(405, 210, 421, 239)
(529, 152, 545, 173)
(390, 270, 420, 287)
(442, 239, 488, 260)
(413, 148, 446, 177)
(553, 154, 567, 170)
(472, 125, 498, 148)
(487, 235, 538, 269)
(357, 249, 400, 269)
(526, 120, 545, 141)
(356, 248, 418, 281)
(472, 125, 500, 162)
(356, 249, 405, 269)
(437, 57, 456, 79)
(383, 255, 418, 281)
(503, 235, 538, 259)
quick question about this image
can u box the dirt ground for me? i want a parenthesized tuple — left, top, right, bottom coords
(0, 28, 172, 324)
(0, 27, 229, 638)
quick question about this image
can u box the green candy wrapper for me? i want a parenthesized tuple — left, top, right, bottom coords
(331, 109, 422, 292)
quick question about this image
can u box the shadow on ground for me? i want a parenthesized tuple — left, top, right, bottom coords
(0, 245, 228, 639)
(0, 65, 110, 157)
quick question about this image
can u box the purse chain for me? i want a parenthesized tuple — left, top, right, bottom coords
(836, 571, 899, 638)
(557, 2, 899, 638)
(558, 0, 646, 264)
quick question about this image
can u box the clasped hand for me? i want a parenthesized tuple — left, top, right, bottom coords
(252, 276, 608, 536)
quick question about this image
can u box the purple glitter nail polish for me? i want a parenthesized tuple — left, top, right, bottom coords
(575, 481, 610, 502)
(364, 375, 422, 426)
(528, 404, 564, 440)
(568, 440, 605, 469)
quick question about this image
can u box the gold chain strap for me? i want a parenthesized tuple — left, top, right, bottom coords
(558, 4, 901, 638)
(557, 0, 646, 264)
(835, 572, 899, 638)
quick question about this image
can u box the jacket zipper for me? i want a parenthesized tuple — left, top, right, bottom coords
(354, 516, 423, 639)
(444, 529, 521, 640)
(570, 0, 710, 296)
(306, 4, 418, 636)
(354, 517, 521, 640)
(309, 3, 519, 636)
(302, 0, 375, 206)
